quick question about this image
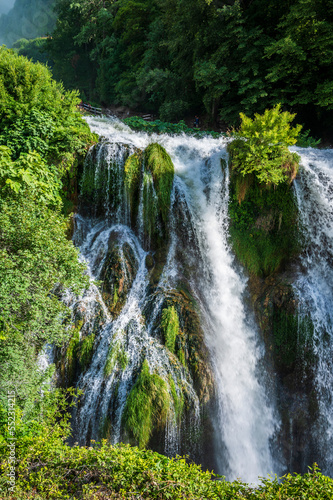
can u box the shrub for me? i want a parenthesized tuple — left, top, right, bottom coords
(228, 105, 302, 185)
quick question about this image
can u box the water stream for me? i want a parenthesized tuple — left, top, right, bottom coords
(293, 147, 333, 474)
(63, 116, 281, 482)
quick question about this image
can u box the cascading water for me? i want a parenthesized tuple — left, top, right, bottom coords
(64, 116, 280, 482)
(293, 147, 333, 474)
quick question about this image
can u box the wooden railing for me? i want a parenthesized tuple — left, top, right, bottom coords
(80, 103, 102, 115)
(142, 113, 154, 121)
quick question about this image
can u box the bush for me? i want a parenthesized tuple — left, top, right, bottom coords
(228, 105, 302, 185)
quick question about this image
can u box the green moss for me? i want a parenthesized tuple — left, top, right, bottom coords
(143, 170, 160, 244)
(122, 359, 170, 448)
(112, 285, 119, 307)
(161, 306, 179, 354)
(177, 348, 186, 367)
(104, 338, 129, 377)
(124, 152, 142, 222)
(144, 143, 174, 224)
(228, 173, 301, 277)
(65, 322, 81, 384)
(79, 333, 95, 369)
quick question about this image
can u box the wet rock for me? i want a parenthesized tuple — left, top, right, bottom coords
(100, 236, 139, 318)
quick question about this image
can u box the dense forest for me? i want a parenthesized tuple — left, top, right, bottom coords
(6, 0, 333, 138)
(1, 0, 333, 498)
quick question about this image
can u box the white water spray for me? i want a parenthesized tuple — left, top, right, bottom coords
(293, 147, 333, 474)
(70, 116, 279, 481)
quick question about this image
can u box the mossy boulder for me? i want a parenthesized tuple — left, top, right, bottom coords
(122, 359, 170, 448)
(144, 143, 174, 226)
(159, 287, 215, 404)
(228, 170, 301, 277)
(124, 150, 142, 225)
(100, 232, 139, 317)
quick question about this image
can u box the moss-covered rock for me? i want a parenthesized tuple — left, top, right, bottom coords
(122, 359, 170, 448)
(124, 151, 142, 225)
(161, 306, 179, 354)
(144, 143, 174, 225)
(228, 170, 301, 277)
(159, 287, 214, 404)
(248, 272, 318, 471)
(104, 336, 129, 378)
(100, 233, 138, 317)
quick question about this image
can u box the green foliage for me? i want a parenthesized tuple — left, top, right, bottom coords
(1, 407, 333, 500)
(0, 48, 92, 431)
(246, 464, 333, 499)
(0, 47, 96, 171)
(144, 143, 174, 224)
(228, 105, 302, 186)
(0, 146, 61, 206)
(0, 391, 332, 499)
(12, 38, 51, 65)
(296, 129, 321, 148)
(161, 306, 179, 354)
(122, 359, 170, 448)
(124, 116, 222, 137)
(265, 0, 333, 111)
(46, 0, 332, 135)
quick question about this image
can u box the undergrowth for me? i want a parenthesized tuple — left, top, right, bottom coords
(124, 116, 223, 138)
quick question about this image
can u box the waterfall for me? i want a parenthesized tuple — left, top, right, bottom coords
(65, 116, 279, 482)
(293, 147, 333, 474)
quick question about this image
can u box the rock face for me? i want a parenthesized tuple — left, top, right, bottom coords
(57, 138, 217, 471)
(228, 167, 318, 473)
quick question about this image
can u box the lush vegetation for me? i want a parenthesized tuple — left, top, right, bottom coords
(1, 394, 333, 498)
(228, 107, 301, 276)
(0, 47, 95, 444)
(124, 116, 222, 137)
(20, 0, 329, 137)
(228, 105, 301, 185)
